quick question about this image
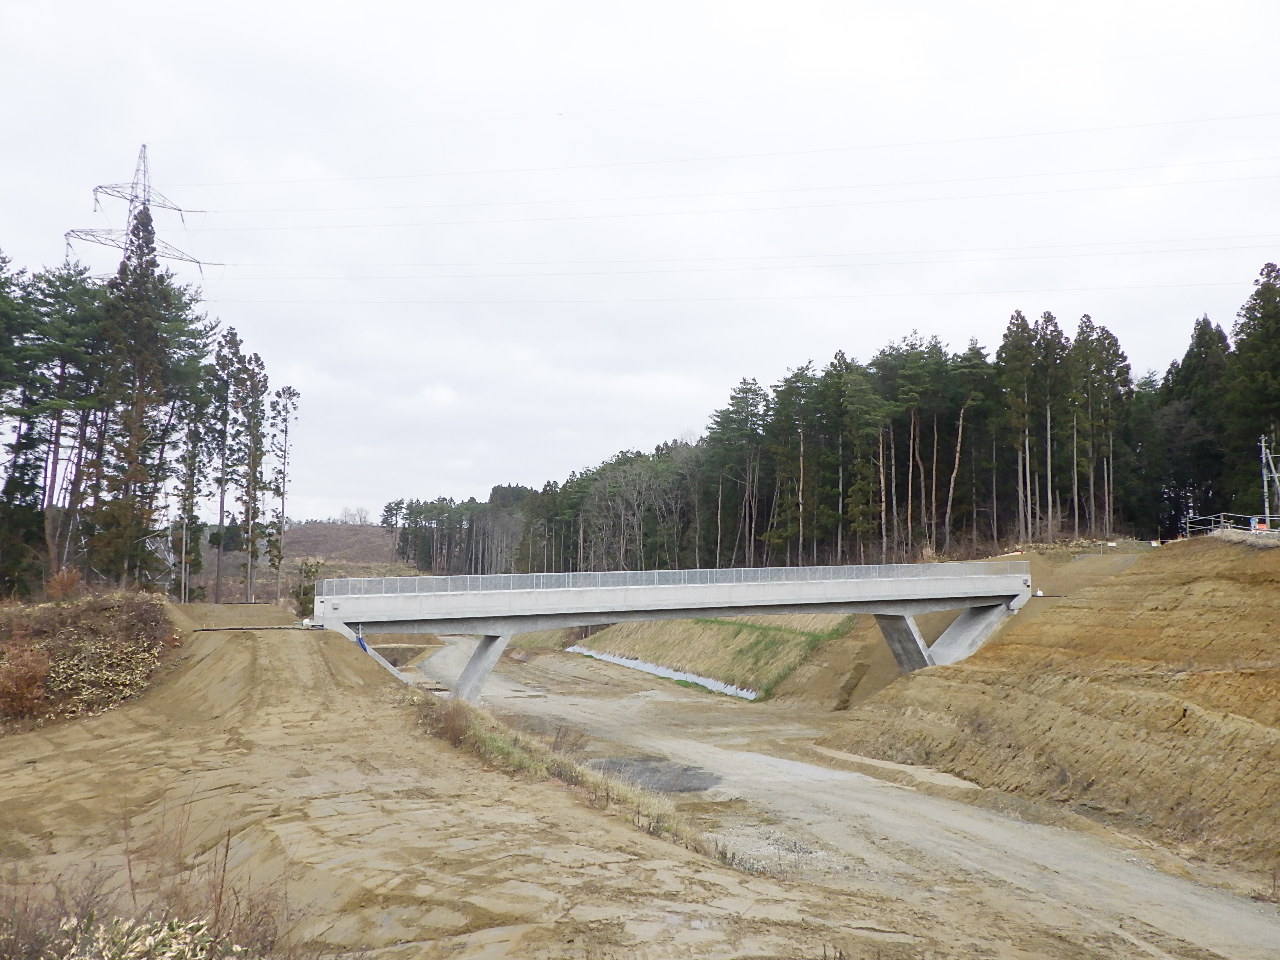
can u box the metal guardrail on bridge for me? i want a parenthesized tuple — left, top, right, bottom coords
(318, 561, 1030, 599)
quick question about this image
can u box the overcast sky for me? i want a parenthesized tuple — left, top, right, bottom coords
(5, 2, 1279, 521)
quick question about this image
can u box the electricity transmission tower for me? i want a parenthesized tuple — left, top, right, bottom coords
(1261, 436, 1280, 527)
(65, 144, 203, 266)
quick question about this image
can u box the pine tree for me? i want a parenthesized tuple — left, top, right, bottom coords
(996, 311, 1036, 542)
(233, 351, 271, 601)
(1227, 263, 1280, 509)
(268, 385, 300, 601)
(86, 205, 212, 586)
(1157, 316, 1231, 530)
(0, 252, 43, 592)
(208, 328, 245, 602)
(706, 379, 768, 566)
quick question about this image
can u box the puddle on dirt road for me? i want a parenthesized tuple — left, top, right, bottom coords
(588, 755, 722, 793)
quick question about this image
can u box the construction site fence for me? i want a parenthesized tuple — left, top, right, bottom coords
(1185, 512, 1277, 536)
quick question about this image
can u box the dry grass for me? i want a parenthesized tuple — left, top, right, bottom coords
(0, 594, 179, 728)
(416, 694, 710, 853)
(0, 815, 316, 960)
(44, 568, 86, 602)
(0, 645, 50, 718)
(0, 868, 117, 960)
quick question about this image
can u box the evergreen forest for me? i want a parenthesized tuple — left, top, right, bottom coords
(383, 264, 1280, 575)
(0, 207, 299, 599)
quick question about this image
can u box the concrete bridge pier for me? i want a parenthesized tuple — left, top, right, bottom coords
(453, 635, 512, 702)
(928, 604, 1010, 665)
(874, 614, 936, 672)
(876, 603, 1014, 674)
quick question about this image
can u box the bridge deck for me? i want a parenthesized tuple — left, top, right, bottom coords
(317, 562, 1032, 699)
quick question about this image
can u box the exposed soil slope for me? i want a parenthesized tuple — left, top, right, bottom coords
(820, 536, 1280, 879)
(532, 548, 1150, 710)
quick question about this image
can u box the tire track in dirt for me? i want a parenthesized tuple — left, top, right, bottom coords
(419, 635, 1280, 960)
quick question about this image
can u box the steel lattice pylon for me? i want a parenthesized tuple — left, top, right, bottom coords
(65, 144, 203, 266)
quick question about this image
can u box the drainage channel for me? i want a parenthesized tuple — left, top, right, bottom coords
(565, 645, 758, 700)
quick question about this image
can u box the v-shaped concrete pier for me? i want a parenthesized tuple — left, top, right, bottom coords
(316, 562, 1031, 700)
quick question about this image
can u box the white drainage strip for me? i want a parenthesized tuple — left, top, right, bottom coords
(565, 645, 758, 700)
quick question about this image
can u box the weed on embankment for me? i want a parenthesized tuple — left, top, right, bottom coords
(416, 693, 711, 854)
(0, 822, 315, 960)
(715, 615, 856, 698)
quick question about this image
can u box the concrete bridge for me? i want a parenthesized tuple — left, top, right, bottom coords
(315, 561, 1032, 700)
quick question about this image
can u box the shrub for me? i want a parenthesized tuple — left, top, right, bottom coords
(44, 916, 258, 960)
(44, 568, 85, 602)
(0, 594, 179, 725)
(0, 644, 50, 718)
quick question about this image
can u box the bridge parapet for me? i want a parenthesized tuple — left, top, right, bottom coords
(319, 560, 1030, 598)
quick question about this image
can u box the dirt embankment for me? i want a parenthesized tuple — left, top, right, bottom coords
(1, 604, 953, 960)
(820, 536, 1280, 880)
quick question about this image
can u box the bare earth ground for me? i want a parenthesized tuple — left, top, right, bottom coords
(419, 636, 1280, 959)
(818, 538, 1280, 882)
(0, 605, 1049, 960)
(2, 540, 1279, 958)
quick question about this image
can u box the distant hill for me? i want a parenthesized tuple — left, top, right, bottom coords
(188, 521, 416, 605)
(283, 520, 402, 566)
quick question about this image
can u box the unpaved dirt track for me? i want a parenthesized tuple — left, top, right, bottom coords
(421, 636, 1280, 959)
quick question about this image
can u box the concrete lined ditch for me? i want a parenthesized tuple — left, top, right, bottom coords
(565, 644, 758, 699)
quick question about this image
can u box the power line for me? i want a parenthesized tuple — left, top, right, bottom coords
(204, 154, 1280, 216)
(171, 111, 1280, 189)
(216, 232, 1280, 269)
(217, 241, 1280, 283)
(182, 172, 1280, 232)
(202, 279, 1248, 308)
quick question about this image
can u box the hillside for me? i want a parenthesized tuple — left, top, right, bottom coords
(513, 613, 857, 698)
(513, 537, 1279, 883)
(281, 520, 402, 567)
(188, 521, 415, 605)
(818, 535, 1280, 879)
(4, 539, 1280, 957)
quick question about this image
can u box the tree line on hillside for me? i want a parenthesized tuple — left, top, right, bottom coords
(0, 206, 300, 599)
(383, 264, 1280, 574)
